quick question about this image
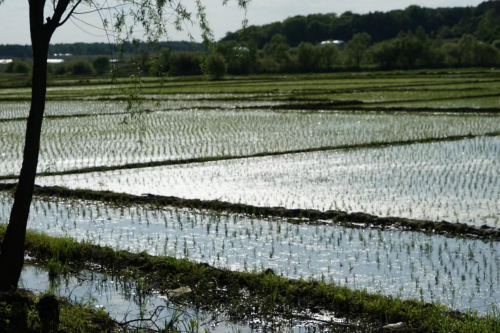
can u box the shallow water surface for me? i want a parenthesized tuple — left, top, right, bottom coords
(36, 136, 500, 227)
(2, 109, 499, 176)
(20, 265, 335, 332)
(2, 194, 499, 314)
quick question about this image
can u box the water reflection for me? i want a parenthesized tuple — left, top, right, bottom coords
(1, 194, 498, 314)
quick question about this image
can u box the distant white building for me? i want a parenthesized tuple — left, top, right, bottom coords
(317, 40, 345, 50)
(233, 46, 250, 53)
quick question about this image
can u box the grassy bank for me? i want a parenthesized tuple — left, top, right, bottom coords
(1, 226, 499, 332)
(0, 290, 117, 332)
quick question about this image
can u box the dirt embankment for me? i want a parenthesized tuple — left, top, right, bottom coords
(0, 183, 498, 241)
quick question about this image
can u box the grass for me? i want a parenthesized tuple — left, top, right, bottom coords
(1, 226, 500, 332)
(6, 192, 500, 312)
(0, 291, 117, 332)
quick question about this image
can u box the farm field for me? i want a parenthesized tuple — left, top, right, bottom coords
(376, 97, 500, 109)
(0, 100, 300, 120)
(1, 109, 499, 177)
(1, 70, 500, 330)
(35, 136, 500, 227)
(19, 265, 262, 332)
(4, 194, 500, 313)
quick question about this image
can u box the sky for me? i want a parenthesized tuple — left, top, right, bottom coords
(0, 0, 487, 45)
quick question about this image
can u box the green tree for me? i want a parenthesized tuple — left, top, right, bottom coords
(395, 31, 427, 68)
(283, 16, 308, 46)
(262, 34, 292, 72)
(92, 56, 110, 74)
(458, 34, 478, 65)
(221, 2, 500, 47)
(307, 20, 329, 44)
(474, 42, 499, 67)
(297, 42, 318, 72)
(53, 64, 68, 75)
(5, 60, 30, 74)
(317, 44, 340, 69)
(68, 59, 93, 75)
(476, 9, 500, 42)
(216, 41, 258, 75)
(345, 33, 372, 68)
(0, 0, 249, 292)
(370, 40, 400, 69)
(206, 52, 227, 79)
(369, 28, 443, 69)
(442, 42, 461, 66)
(263, 34, 291, 63)
(171, 52, 203, 76)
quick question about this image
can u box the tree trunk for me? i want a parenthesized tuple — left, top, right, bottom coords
(0, 2, 54, 291)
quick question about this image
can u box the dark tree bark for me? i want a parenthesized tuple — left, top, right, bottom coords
(0, 0, 73, 291)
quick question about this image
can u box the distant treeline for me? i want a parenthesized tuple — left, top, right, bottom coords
(0, 41, 202, 58)
(7, 31, 500, 77)
(5, 1, 500, 77)
(214, 31, 500, 75)
(222, 1, 500, 47)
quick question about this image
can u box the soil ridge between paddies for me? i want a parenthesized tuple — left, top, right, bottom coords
(0, 183, 498, 241)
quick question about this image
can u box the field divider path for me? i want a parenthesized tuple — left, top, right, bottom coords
(0, 100, 363, 123)
(325, 106, 500, 113)
(4, 77, 500, 103)
(267, 102, 500, 113)
(0, 182, 499, 241)
(273, 82, 500, 100)
(0, 103, 356, 123)
(2, 103, 500, 124)
(1, 131, 499, 181)
(365, 92, 500, 106)
(0, 107, 165, 123)
(270, 96, 500, 111)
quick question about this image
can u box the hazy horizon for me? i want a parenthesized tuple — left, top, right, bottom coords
(0, 0, 486, 46)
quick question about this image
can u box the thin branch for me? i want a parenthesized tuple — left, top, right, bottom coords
(116, 305, 167, 326)
(70, 17, 111, 37)
(71, 15, 115, 32)
(58, 0, 84, 27)
(73, 3, 129, 15)
(89, 0, 116, 58)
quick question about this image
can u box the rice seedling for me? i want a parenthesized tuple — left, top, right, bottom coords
(1, 70, 500, 331)
(1, 193, 499, 313)
(1, 109, 498, 177)
(34, 136, 500, 228)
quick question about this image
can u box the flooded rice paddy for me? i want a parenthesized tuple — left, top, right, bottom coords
(20, 265, 226, 331)
(1, 73, 500, 327)
(35, 136, 500, 227)
(20, 265, 334, 332)
(1, 109, 499, 176)
(0, 100, 300, 120)
(2, 194, 499, 314)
